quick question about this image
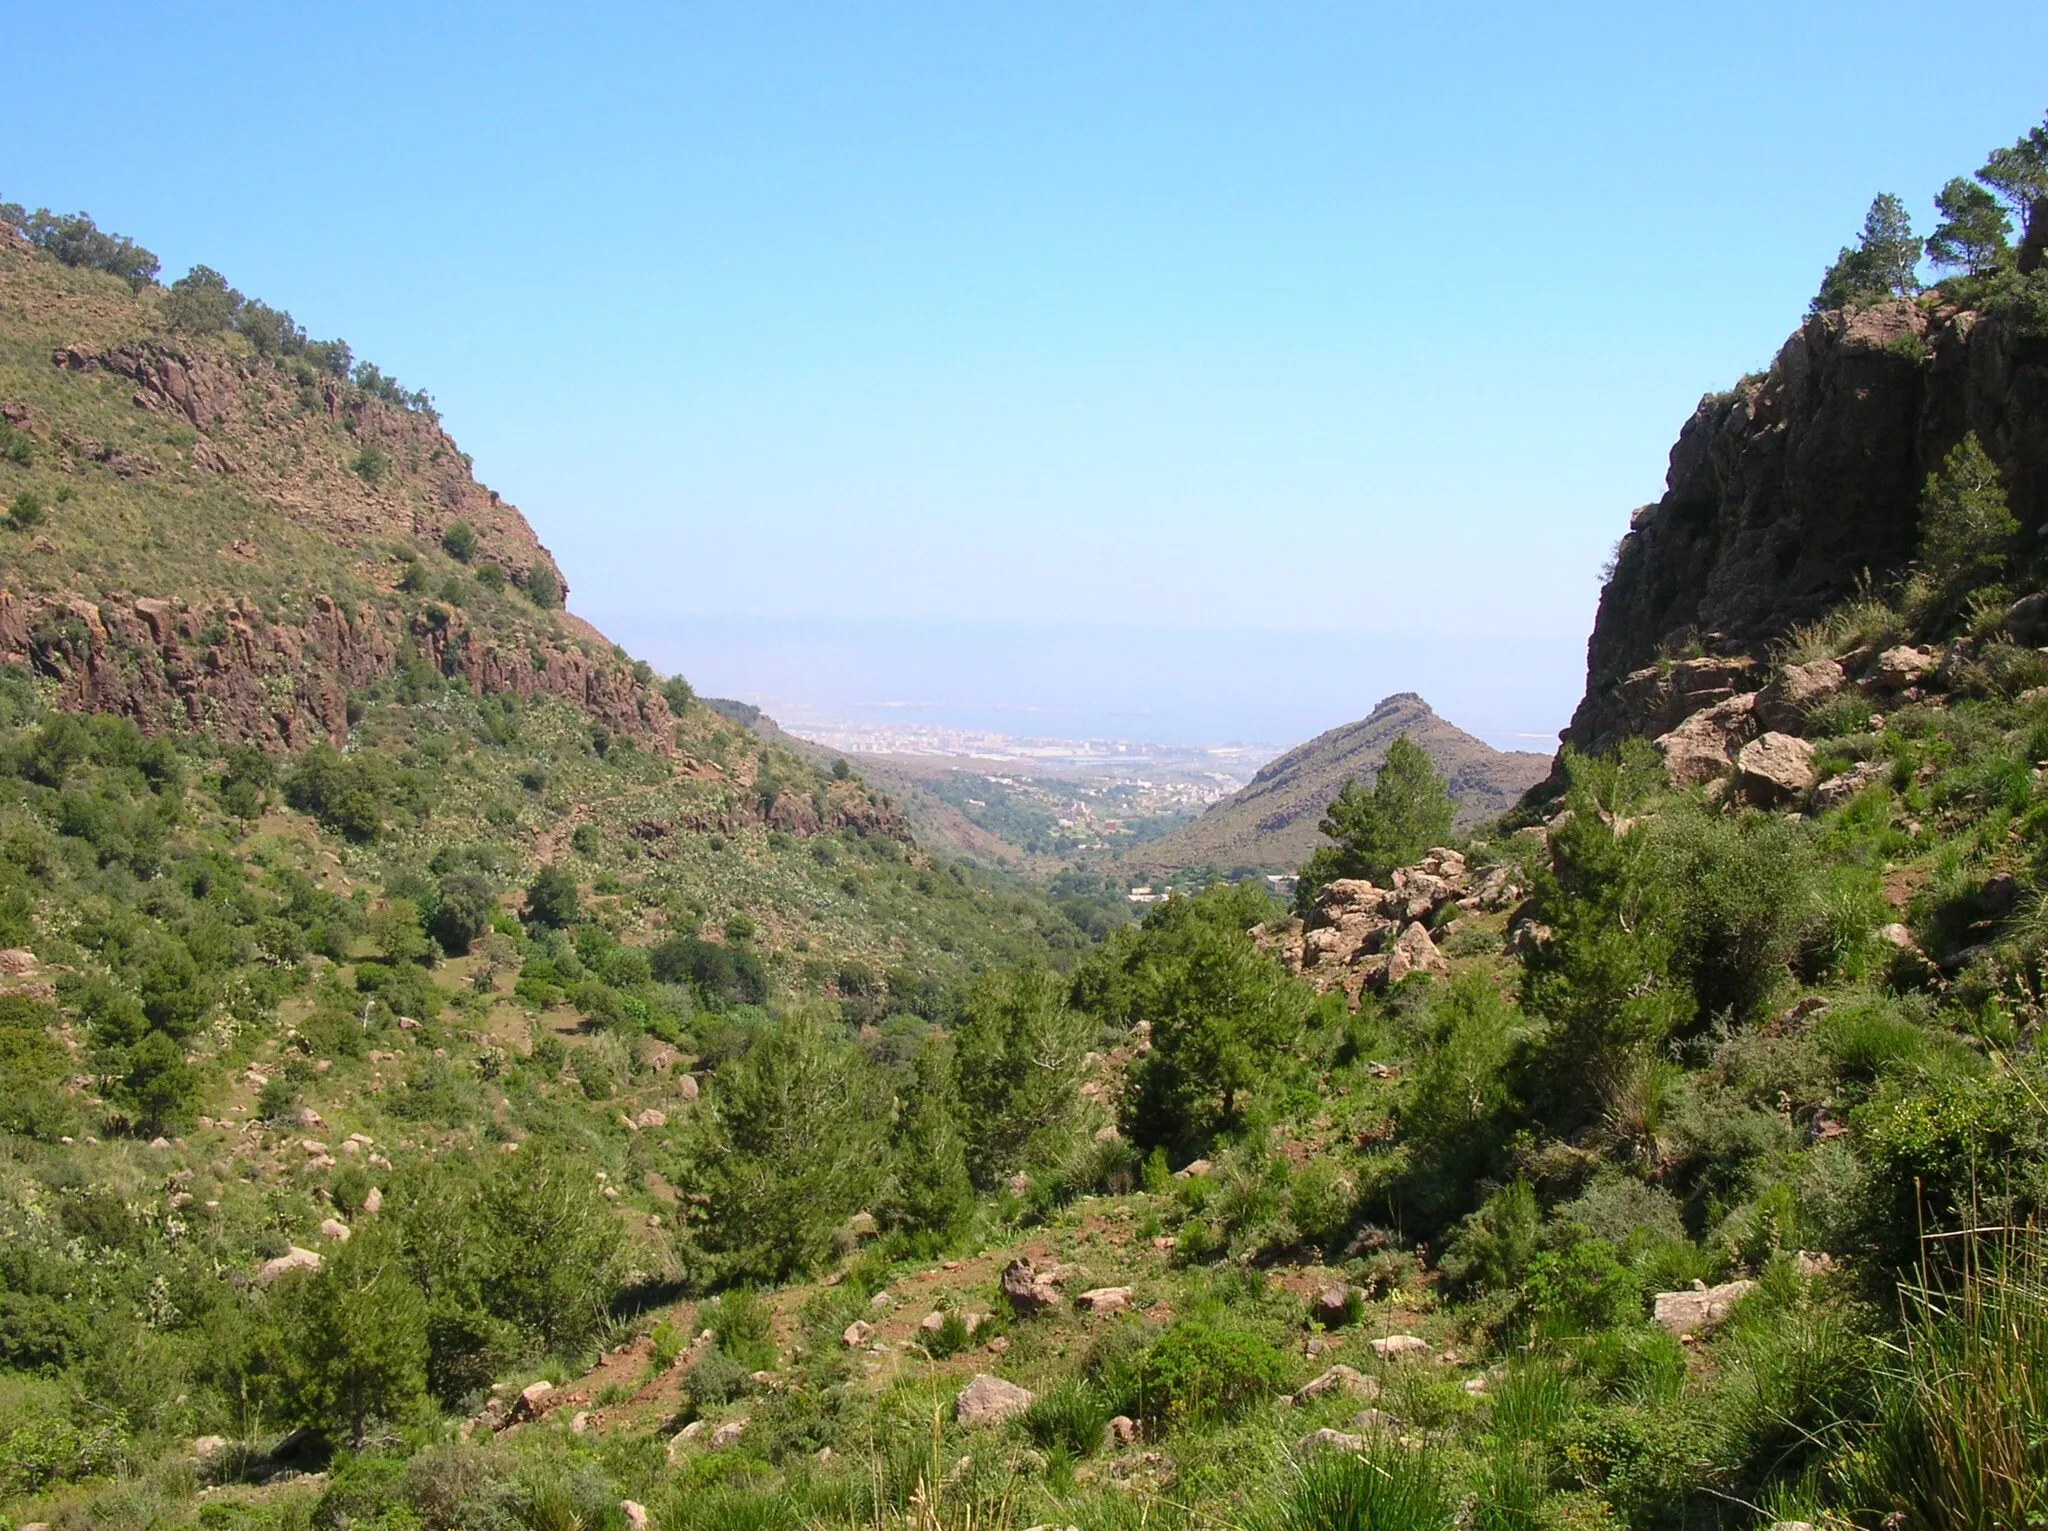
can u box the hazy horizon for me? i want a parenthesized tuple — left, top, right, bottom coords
(602, 612, 1581, 753)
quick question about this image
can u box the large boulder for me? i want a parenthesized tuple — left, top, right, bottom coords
(1736, 733, 1817, 804)
(1754, 658, 1844, 732)
(255, 1247, 322, 1285)
(1382, 923, 1448, 986)
(1810, 758, 1890, 813)
(955, 1373, 1033, 1427)
(1652, 1279, 1757, 1337)
(1653, 694, 1757, 787)
(1075, 1287, 1133, 1315)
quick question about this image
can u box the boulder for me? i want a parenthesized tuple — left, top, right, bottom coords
(677, 1074, 700, 1102)
(1735, 732, 1816, 803)
(1311, 1284, 1363, 1326)
(1172, 1159, 1212, 1179)
(1879, 922, 1916, 949)
(1290, 1364, 1378, 1404)
(1369, 1334, 1432, 1360)
(632, 1109, 667, 1130)
(361, 1186, 383, 1215)
(1875, 646, 1936, 688)
(319, 1217, 351, 1242)
(1075, 1287, 1133, 1315)
(621, 1502, 650, 1531)
(1810, 758, 1889, 813)
(1001, 1258, 1062, 1316)
(1652, 1279, 1757, 1336)
(1754, 659, 1844, 732)
(255, 1247, 322, 1285)
(190, 1434, 230, 1461)
(708, 1419, 749, 1449)
(1105, 1414, 1139, 1448)
(955, 1373, 1034, 1427)
(1653, 694, 1757, 786)
(0, 948, 37, 974)
(1382, 923, 1448, 986)
(509, 1380, 556, 1424)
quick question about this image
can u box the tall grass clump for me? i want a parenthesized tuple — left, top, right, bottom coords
(1272, 1447, 1454, 1531)
(1852, 1233, 2048, 1524)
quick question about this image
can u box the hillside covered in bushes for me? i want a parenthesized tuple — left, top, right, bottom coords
(7, 111, 2048, 1531)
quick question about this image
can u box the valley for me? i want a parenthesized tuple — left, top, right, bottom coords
(6, 102, 2048, 1531)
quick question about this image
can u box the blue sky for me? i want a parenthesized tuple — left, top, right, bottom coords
(7, 3, 2048, 747)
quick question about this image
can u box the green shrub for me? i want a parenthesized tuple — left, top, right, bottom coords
(7, 490, 45, 529)
(440, 521, 477, 562)
(1134, 1319, 1291, 1427)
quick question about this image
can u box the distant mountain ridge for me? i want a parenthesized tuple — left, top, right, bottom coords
(1128, 693, 1550, 874)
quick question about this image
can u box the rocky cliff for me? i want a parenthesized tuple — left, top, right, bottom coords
(0, 225, 676, 752)
(1567, 292, 2048, 755)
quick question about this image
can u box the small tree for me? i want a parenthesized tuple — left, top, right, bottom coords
(1976, 114, 2048, 237)
(886, 1032, 975, 1246)
(679, 1013, 888, 1283)
(476, 1149, 624, 1351)
(524, 865, 580, 929)
(277, 1225, 429, 1450)
(1814, 193, 1922, 311)
(164, 265, 245, 333)
(427, 872, 497, 955)
(1293, 736, 1453, 911)
(524, 564, 562, 609)
(1927, 178, 2012, 276)
(953, 964, 1093, 1188)
(1919, 432, 2016, 588)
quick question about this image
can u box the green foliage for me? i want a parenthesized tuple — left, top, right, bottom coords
(953, 962, 1093, 1188)
(0, 202, 159, 287)
(524, 564, 562, 609)
(1918, 432, 2016, 591)
(678, 1013, 888, 1285)
(885, 1031, 975, 1246)
(1814, 193, 1922, 311)
(1022, 1380, 1112, 1456)
(524, 864, 580, 929)
(1927, 177, 2012, 275)
(163, 264, 244, 333)
(1295, 737, 1454, 911)
(1974, 112, 2048, 227)
(1133, 1319, 1291, 1427)
(1112, 884, 1312, 1155)
(6, 490, 46, 530)
(276, 1223, 430, 1449)
(440, 521, 478, 562)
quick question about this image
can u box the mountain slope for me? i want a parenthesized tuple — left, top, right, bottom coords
(1129, 692, 1549, 873)
(0, 219, 674, 751)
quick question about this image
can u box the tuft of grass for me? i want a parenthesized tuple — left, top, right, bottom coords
(1272, 1447, 1454, 1531)
(1852, 1233, 2048, 1524)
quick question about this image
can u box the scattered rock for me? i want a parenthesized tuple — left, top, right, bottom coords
(1291, 1364, 1378, 1404)
(955, 1373, 1033, 1427)
(842, 1320, 873, 1347)
(677, 1074, 699, 1102)
(1297, 1428, 1367, 1454)
(1369, 1334, 1432, 1360)
(1793, 1250, 1838, 1279)
(1105, 1415, 1139, 1448)
(570, 1411, 590, 1435)
(1810, 758, 1889, 812)
(708, 1419, 749, 1449)
(190, 1434, 230, 1460)
(319, 1218, 351, 1242)
(1735, 732, 1816, 803)
(1756, 658, 1845, 731)
(1172, 1159, 1212, 1179)
(1354, 1408, 1396, 1432)
(1001, 1258, 1063, 1316)
(1075, 1287, 1133, 1315)
(1311, 1285, 1363, 1326)
(1652, 1279, 1757, 1337)
(0, 948, 38, 974)
(1384, 922, 1448, 985)
(509, 1380, 556, 1424)
(1879, 922, 1916, 950)
(255, 1247, 322, 1284)
(362, 1187, 383, 1215)
(1875, 646, 1937, 688)
(632, 1109, 667, 1130)
(621, 1502, 649, 1531)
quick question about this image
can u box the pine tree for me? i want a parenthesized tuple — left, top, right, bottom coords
(1293, 735, 1453, 911)
(1919, 432, 2016, 588)
(277, 1225, 430, 1450)
(1814, 194, 1921, 311)
(886, 1032, 975, 1245)
(1926, 178, 2011, 276)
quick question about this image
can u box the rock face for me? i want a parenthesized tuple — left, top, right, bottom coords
(954, 1373, 1033, 1427)
(1566, 298, 2048, 757)
(1255, 848, 1518, 1001)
